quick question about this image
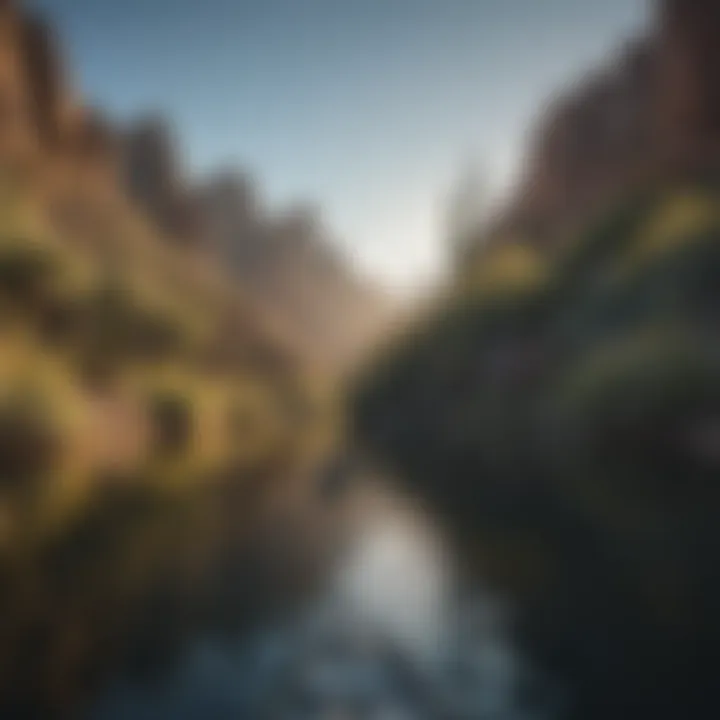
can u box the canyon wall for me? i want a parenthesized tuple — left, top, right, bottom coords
(0, 0, 385, 367)
(493, 0, 720, 246)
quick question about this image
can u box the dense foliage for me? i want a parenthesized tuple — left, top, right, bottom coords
(352, 179, 720, 719)
(0, 174, 333, 716)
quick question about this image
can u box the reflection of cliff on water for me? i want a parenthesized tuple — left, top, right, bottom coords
(91, 480, 551, 720)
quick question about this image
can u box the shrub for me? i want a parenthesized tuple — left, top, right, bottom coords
(148, 391, 194, 458)
(0, 389, 60, 494)
(0, 240, 58, 311)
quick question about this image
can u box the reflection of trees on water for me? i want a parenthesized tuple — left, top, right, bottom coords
(93, 491, 555, 720)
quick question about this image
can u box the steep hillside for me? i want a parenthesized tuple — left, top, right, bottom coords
(0, 2, 341, 714)
(122, 117, 388, 368)
(351, 1, 720, 717)
(354, 175, 720, 720)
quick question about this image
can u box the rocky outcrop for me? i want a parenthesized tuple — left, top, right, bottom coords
(121, 117, 206, 245)
(119, 114, 387, 364)
(495, 0, 720, 246)
(198, 170, 265, 266)
(0, 1, 47, 159)
(0, 1, 385, 366)
(199, 177, 387, 364)
(656, 0, 720, 169)
(18, 12, 71, 150)
(510, 40, 655, 242)
(0, 1, 117, 186)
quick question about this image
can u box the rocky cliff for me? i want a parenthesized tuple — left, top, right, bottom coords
(351, 6, 720, 718)
(0, 5, 341, 712)
(492, 0, 720, 247)
(121, 115, 387, 366)
(0, 1, 116, 184)
(122, 117, 207, 246)
(0, 0, 385, 368)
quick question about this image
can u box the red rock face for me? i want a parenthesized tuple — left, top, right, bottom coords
(0, 1, 119, 192)
(19, 14, 67, 149)
(1, 7, 71, 152)
(509, 40, 656, 242)
(657, 0, 720, 167)
(0, 2, 41, 159)
(496, 0, 720, 246)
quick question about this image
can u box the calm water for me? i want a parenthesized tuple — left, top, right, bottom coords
(91, 488, 551, 719)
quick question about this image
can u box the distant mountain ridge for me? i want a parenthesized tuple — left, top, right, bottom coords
(122, 116, 388, 366)
(0, 0, 387, 369)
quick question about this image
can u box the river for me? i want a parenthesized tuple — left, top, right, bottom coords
(90, 482, 552, 719)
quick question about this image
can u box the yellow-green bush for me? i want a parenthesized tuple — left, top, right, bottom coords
(0, 165, 324, 716)
(620, 189, 720, 274)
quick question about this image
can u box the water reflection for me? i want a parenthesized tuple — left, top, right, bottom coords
(331, 490, 455, 662)
(91, 489, 547, 719)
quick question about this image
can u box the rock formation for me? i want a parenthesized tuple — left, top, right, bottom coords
(0, 0, 118, 190)
(199, 176, 387, 364)
(120, 114, 387, 364)
(198, 170, 265, 266)
(656, 0, 720, 169)
(494, 0, 720, 246)
(121, 117, 206, 245)
(0, 0, 48, 160)
(0, 0, 385, 365)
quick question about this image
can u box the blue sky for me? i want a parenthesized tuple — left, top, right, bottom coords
(30, 0, 649, 290)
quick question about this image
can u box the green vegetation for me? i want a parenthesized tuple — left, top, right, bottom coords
(0, 173, 328, 715)
(352, 180, 720, 719)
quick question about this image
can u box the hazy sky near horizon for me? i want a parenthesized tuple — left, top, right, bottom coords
(30, 0, 649, 290)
